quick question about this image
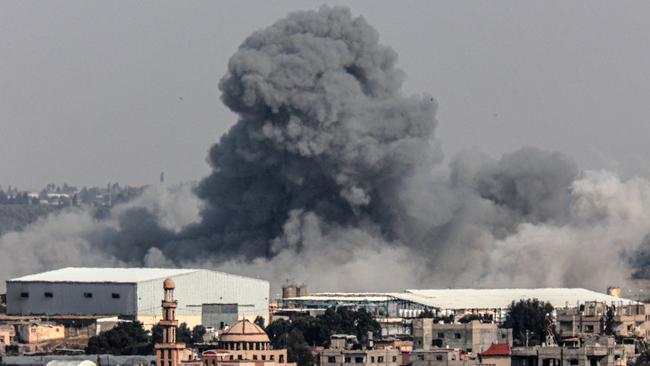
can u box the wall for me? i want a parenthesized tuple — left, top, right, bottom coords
(135, 271, 269, 328)
(6, 282, 137, 316)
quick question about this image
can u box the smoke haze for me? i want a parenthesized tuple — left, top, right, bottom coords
(2, 6, 650, 292)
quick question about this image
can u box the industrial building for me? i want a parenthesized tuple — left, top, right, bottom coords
(6, 267, 269, 327)
(284, 289, 635, 323)
(413, 319, 512, 354)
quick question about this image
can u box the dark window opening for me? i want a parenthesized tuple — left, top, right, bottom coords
(44, 292, 53, 298)
(454, 333, 462, 339)
(20, 292, 29, 298)
(438, 332, 445, 338)
(112, 293, 120, 299)
(83, 292, 93, 298)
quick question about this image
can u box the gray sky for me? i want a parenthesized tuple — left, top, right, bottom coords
(2, 1, 650, 189)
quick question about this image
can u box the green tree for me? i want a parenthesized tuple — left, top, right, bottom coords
(177, 322, 192, 344)
(503, 299, 554, 346)
(86, 321, 152, 355)
(255, 315, 266, 329)
(603, 305, 616, 336)
(191, 325, 207, 344)
(286, 328, 314, 366)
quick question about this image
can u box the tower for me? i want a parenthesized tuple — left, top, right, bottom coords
(155, 278, 186, 366)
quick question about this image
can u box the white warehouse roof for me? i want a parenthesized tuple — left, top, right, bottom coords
(10, 267, 203, 283)
(291, 288, 638, 310)
(401, 288, 637, 309)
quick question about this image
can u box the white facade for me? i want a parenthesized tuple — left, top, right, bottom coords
(6, 267, 269, 327)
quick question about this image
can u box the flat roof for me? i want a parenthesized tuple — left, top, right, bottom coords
(288, 288, 638, 309)
(8, 267, 200, 284)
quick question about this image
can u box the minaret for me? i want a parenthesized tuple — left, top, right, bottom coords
(155, 278, 186, 366)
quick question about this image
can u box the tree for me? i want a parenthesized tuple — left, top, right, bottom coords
(503, 299, 554, 346)
(286, 328, 314, 366)
(191, 325, 207, 344)
(255, 315, 266, 329)
(86, 321, 152, 355)
(177, 322, 192, 344)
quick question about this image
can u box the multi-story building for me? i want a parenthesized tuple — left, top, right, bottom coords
(413, 320, 512, 354)
(317, 335, 401, 366)
(510, 337, 627, 366)
(556, 302, 650, 341)
(411, 348, 473, 366)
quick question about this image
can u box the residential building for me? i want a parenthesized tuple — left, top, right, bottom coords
(0, 324, 15, 346)
(510, 337, 627, 366)
(556, 302, 650, 340)
(413, 320, 512, 354)
(6, 267, 270, 328)
(15, 323, 65, 344)
(411, 348, 473, 366)
(479, 343, 511, 366)
(317, 335, 401, 366)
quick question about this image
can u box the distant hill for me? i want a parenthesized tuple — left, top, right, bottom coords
(0, 204, 60, 235)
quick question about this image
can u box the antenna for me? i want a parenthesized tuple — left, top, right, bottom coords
(545, 313, 557, 346)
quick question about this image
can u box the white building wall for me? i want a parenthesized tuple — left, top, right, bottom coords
(135, 270, 269, 327)
(6, 282, 137, 316)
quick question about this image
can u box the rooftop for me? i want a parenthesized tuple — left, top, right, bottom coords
(481, 343, 511, 356)
(288, 288, 638, 310)
(8, 267, 200, 283)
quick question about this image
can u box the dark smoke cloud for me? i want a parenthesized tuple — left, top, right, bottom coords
(2, 6, 650, 292)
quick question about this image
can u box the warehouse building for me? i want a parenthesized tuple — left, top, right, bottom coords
(6, 267, 269, 327)
(283, 288, 636, 328)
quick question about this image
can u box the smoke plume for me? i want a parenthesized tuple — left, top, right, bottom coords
(2, 6, 650, 292)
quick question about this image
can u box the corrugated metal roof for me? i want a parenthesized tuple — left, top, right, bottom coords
(403, 288, 636, 309)
(294, 288, 638, 309)
(8, 267, 200, 283)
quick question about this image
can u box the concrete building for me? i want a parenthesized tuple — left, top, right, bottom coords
(0, 324, 15, 348)
(411, 348, 472, 366)
(6, 267, 269, 327)
(556, 302, 650, 340)
(201, 319, 295, 366)
(317, 335, 401, 366)
(413, 320, 512, 354)
(15, 323, 65, 344)
(510, 337, 627, 366)
(479, 343, 511, 366)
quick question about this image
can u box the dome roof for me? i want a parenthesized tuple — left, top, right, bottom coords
(163, 277, 175, 289)
(220, 320, 270, 343)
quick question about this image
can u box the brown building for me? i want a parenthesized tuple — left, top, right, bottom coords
(411, 348, 473, 366)
(317, 335, 401, 366)
(556, 302, 650, 340)
(413, 320, 512, 354)
(479, 343, 511, 366)
(15, 322, 65, 344)
(510, 337, 626, 366)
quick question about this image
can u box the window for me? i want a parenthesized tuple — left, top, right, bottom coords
(437, 332, 444, 338)
(584, 325, 594, 332)
(262, 356, 266, 361)
(454, 333, 461, 339)
(44, 292, 53, 298)
(345, 357, 352, 363)
(253, 356, 257, 360)
(417, 355, 424, 361)
(436, 356, 443, 361)
(570, 360, 579, 366)
(378, 357, 384, 363)
(328, 357, 336, 363)
(355, 357, 364, 363)
(392, 357, 397, 362)
(20, 292, 29, 298)
(371, 357, 375, 363)
(112, 293, 120, 299)
(83, 292, 93, 298)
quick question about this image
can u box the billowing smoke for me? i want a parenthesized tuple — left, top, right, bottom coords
(2, 6, 650, 292)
